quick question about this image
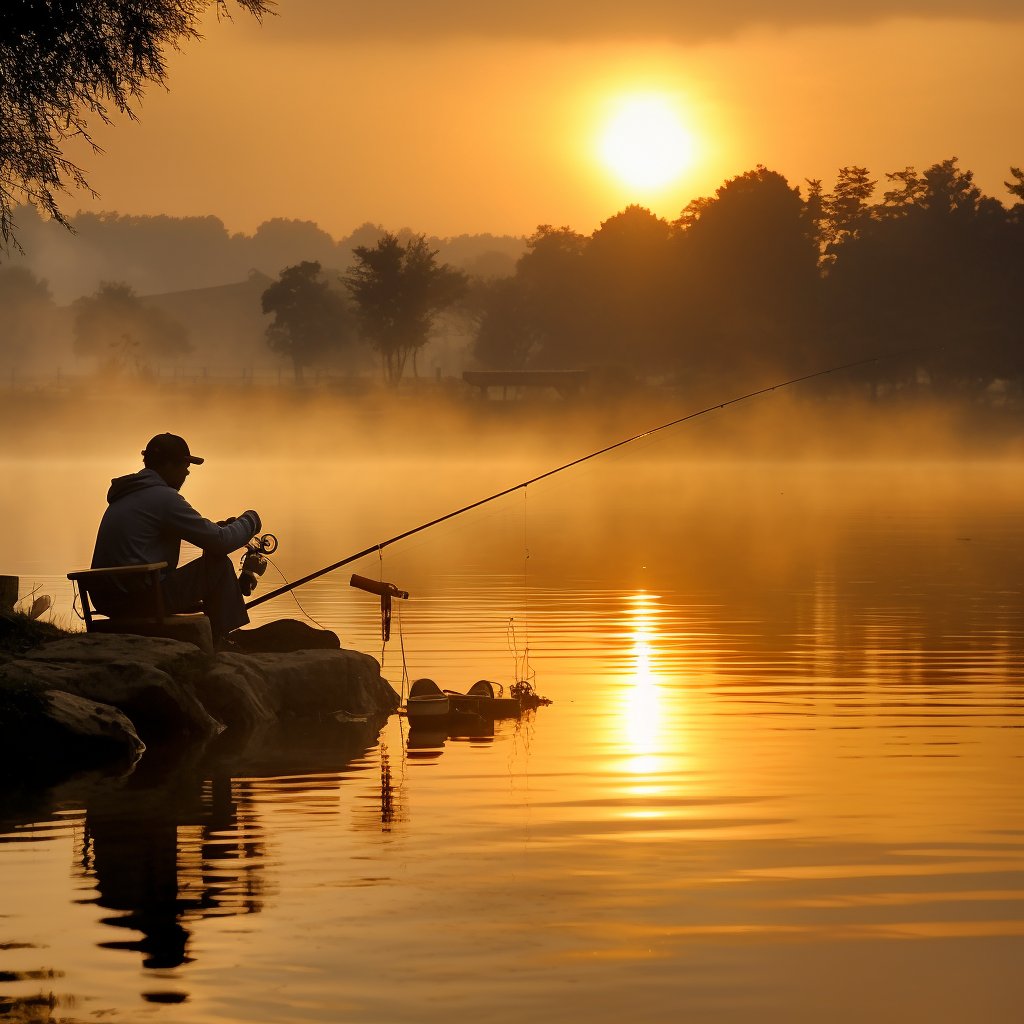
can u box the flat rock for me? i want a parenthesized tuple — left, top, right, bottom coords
(4, 634, 221, 743)
(25, 633, 206, 680)
(200, 648, 400, 727)
(197, 652, 281, 732)
(0, 634, 400, 780)
(242, 649, 400, 718)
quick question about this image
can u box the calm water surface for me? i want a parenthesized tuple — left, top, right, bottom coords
(2, 456, 1022, 1023)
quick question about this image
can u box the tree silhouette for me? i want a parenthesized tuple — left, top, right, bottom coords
(507, 225, 588, 369)
(826, 158, 1022, 392)
(674, 166, 820, 379)
(471, 160, 1022, 395)
(583, 205, 677, 372)
(73, 282, 189, 375)
(345, 233, 466, 385)
(1005, 167, 1024, 219)
(261, 261, 351, 384)
(471, 276, 536, 370)
(472, 215, 678, 374)
(0, 0, 269, 250)
(820, 166, 876, 265)
(803, 178, 827, 260)
(0, 266, 54, 371)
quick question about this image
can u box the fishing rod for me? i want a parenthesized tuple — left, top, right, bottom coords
(246, 353, 883, 610)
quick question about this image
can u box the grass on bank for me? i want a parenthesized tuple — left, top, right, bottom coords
(0, 612, 72, 657)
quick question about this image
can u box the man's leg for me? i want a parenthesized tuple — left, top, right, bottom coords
(162, 553, 249, 639)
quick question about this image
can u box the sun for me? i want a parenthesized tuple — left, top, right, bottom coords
(598, 94, 696, 191)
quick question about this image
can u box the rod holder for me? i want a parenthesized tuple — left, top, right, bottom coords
(349, 574, 409, 643)
(349, 574, 409, 600)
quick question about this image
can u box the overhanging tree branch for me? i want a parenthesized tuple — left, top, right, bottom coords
(0, 0, 271, 252)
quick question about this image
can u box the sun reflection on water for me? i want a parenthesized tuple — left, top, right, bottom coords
(618, 592, 682, 815)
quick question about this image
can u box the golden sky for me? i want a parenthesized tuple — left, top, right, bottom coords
(66, 2, 1024, 238)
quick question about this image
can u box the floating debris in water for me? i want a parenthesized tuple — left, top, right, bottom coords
(334, 710, 369, 723)
(511, 678, 552, 709)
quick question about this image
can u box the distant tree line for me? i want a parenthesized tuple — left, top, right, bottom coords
(472, 159, 1024, 398)
(0, 232, 471, 385)
(2, 157, 1021, 396)
(2, 205, 523, 303)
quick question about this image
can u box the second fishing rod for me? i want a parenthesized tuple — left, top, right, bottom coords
(245, 353, 883, 611)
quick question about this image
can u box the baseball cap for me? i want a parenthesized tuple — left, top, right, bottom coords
(142, 433, 205, 465)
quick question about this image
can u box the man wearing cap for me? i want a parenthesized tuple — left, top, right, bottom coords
(90, 433, 262, 644)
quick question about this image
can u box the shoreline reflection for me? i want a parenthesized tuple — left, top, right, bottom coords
(0, 715, 390, 1013)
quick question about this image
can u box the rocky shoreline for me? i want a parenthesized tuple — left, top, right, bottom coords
(0, 631, 401, 782)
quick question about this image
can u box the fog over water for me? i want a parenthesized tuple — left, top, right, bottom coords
(2, 384, 1022, 1022)
(5, 382, 1024, 619)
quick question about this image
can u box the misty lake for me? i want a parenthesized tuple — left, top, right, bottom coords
(2, 434, 1022, 1023)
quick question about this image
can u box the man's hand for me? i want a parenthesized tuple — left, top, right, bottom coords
(240, 510, 262, 535)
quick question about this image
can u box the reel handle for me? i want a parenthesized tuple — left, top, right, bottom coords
(254, 533, 278, 555)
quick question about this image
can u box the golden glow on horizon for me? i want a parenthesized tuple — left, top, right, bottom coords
(52, 21, 1024, 240)
(598, 93, 696, 192)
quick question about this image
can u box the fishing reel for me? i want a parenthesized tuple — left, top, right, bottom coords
(239, 533, 278, 597)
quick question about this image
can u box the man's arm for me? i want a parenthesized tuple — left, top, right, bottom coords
(163, 492, 260, 555)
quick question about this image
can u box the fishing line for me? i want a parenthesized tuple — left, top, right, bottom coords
(507, 617, 519, 681)
(262, 555, 329, 630)
(246, 352, 886, 611)
(519, 486, 534, 686)
(507, 617, 536, 690)
(396, 600, 410, 703)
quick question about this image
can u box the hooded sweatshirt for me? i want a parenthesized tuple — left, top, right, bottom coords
(92, 469, 258, 581)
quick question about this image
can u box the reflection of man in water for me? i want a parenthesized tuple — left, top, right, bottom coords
(88, 791, 190, 970)
(91, 433, 261, 642)
(85, 769, 264, 972)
